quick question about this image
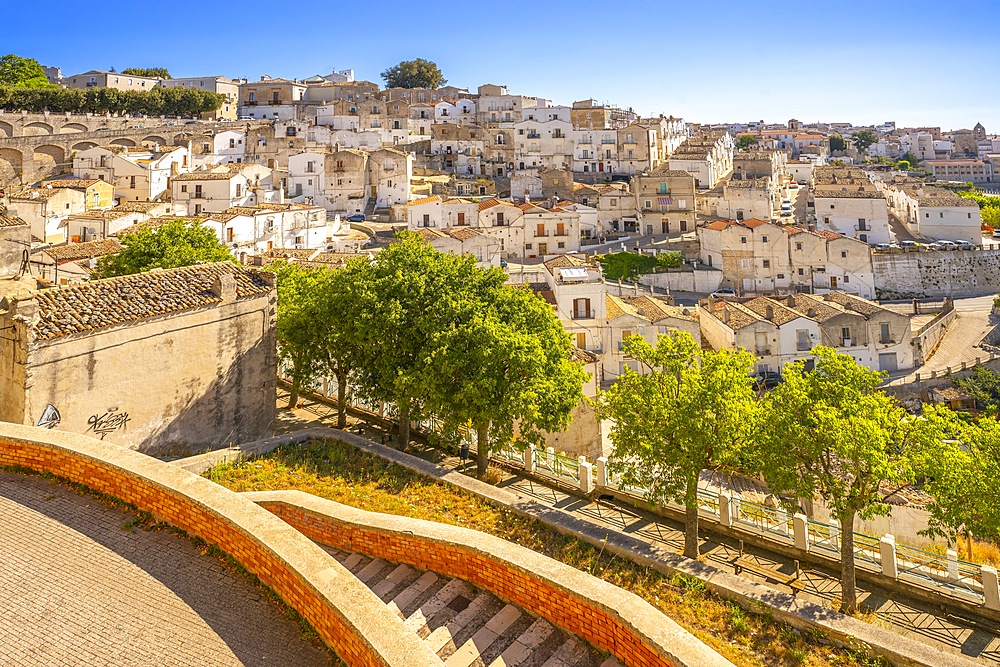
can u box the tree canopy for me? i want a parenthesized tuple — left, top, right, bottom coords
(829, 135, 847, 152)
(0, 85, 224, 116)
(736, 135, 758, 151)
(758, 347, 937, 613)
(380, 59, 447, 89)
(96, 219, 233, 277)
(0, 54, 53, 88)
(601, 331, 759, 558)
(597, 251, 681, 281)
(122, 67, 170, 79)
(852, 130, 878, 154)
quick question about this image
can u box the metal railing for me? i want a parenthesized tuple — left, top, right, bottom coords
(281, 366, 994, 609)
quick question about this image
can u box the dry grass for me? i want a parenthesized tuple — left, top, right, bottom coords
(919, 536, 1000, 567)
(206, 438, 890, 667)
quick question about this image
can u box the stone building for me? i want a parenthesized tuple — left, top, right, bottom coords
(631, 168, 697, 235)
(0, 212, 29, 277)
(0, 263, 276, 454)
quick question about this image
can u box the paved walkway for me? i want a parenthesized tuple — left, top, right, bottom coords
(0, 471, 331, 667)
(272, 389, 1000, 664)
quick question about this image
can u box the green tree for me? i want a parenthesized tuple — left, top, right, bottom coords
(425, 281, 588, 476)
(852, 130, 878, 155)
(597, 251, 681, 280)
(912, 406, 1000, 558)
(736, 134, 758, 151)
(954, 366, 1000, 412)
(896, 160, 910, 171)
(901, 151, 920, 166)
(601, 331, 759, 559)
(829, 135, 847, 152)
(759, 347, 935, 613)
(122, 67, 170, 79)
(380, 58, 447, 89)
(96, 219, 232, 277)
(273, 262, 329, 410)
(0, 54, 52, 88)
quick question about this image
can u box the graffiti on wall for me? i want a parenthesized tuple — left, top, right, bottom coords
(86, 409, 130, 440)
(35, 404, 61, 429)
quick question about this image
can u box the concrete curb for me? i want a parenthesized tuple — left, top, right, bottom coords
(1, 423, 444, 667)
(196, 428, 980, 667)
(247, 490, 735, 667)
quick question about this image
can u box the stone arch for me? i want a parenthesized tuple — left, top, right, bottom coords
(59, 122, 89, 134)
(72, 141, 98, 151)
(110, 138, 137, 147)
(33, 144, 66, 175)
(0, 147, 24, 184)
(171, 133, 191, 146)
(23, 121, 54, 136)
(0, 120, 13, 137)
(141, 135, 167, 147)
(193, 134, 214, 154)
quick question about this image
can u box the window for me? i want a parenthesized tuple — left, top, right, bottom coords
(776, 273, 784, 279)
(129, 176, 135, 188)
(610, 198, 617, 206)
(940, 212, 944, 218)
(843, 274, 849, 283)
(235, 183, 242, 197)
(421, 214, 430, 227)
(576, 333, 587, 349)
(795, 242, 803, 251)
(796, 329, 810, 351)
(645, 200, 651, 209)
(797, 268, 805, 276)
(457, 212, 466, 226)
(194, 185, 203, 197)
(880, 323, 891, 343)
(761, 235, 768, 243)
(741, 259, 750, 268)
(556, 223, 565, 236)
(229, 138, 236, 148)
(762, 260, 770, 268)
(740, 236, 747, 244)
(841, 327, 852, 344)
(841, 251, 848, 258)
(558, 241, 565, 248)
(525, 243, 532, 250)
(496, 212, 505, 226)
(181, 185, 187, 193)
(306, 161, 315, 173)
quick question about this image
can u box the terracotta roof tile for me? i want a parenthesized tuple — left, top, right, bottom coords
(32, 263, 271, 340)
(41, 239, 121, 262)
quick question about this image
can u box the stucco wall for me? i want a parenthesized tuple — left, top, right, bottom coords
(10, 293, 276, 455)
(0, 222, 29, 276)
(874, 249, 1000, 298)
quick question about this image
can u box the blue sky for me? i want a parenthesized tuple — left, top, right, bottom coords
(4, 0, 997, 131)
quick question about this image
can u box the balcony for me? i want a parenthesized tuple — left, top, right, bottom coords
(527, 133, 541, 139)
(572, 311, 594, 320)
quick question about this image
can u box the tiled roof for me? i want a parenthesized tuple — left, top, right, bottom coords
(32, 263, 272, 340)
(742, 296, 805, 326)
(627, 295, 697, 323)
(7, 187, 61, 201)
(543, 254, 592, 272)
(41, 239, 121, 262)
(606, 294, 642, 320)
(0, 213, 28, 228)
(525, 282, 557, 305)
(477, 198, 520, 212)
(822, 291, 884, 317)
(447, 227, 482, 241)
(113, 201, 168, 213)
(110, 216, 208, 236)
(43, 179, 103, 189)
(570, 346, 599, 364)
(408, 195, 443, 206)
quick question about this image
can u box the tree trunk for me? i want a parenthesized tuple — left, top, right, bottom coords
(839, 510, 858, 614)
(683, 475, 700, 560)
(396, 400, 410, 450)
(475, 423, 489, 478)
(287, 379, 300, 409)
(336, 370, 348, 429)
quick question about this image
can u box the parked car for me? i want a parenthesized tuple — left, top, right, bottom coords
(710, 288, 737, 298)
(797, 179, 808, 186)
(873, 242, 892, 251)
(899, 240, 919, 250)
(789, 182, 799, 188)
(992, 230, 1000, 239)
(954, 239, 975, 249)
(929, 240, 958, 250)
(346, 213, 366, 222)
(751, 371, 783, 390)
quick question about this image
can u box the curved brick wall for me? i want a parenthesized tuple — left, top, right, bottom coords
(0, 423, 442, 667)
(246, 490, 735, 667)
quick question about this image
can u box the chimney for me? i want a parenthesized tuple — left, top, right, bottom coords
(807, 307, 816, 318)
(765, 304, 774, 321)
(212, 272, 238, 304)
(721, 306, 730, 325)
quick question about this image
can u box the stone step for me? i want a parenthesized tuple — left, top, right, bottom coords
(486, 618, 556, 667)
(405, 579, 472, 635)
(341, 552, 365, 573)
(425, 591, 494, 654)
(539, 637, 589, 667)
(356, 558, 390, 584)
(371, 563, 413, 600)
(599, 658, 623, 667)
(389, 571, 439, 618)
(444, 604, 522, 667)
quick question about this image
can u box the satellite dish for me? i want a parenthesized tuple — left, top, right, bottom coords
(36, 404, 61, 429)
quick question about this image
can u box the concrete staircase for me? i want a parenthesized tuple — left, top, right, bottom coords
(323, 546, 621, 667)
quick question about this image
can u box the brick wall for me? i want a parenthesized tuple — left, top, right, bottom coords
(251, 492, 733, 667)
(0, 424, 442, 667)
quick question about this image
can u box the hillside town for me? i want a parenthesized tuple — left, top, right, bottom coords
(4, 42, 1000, 667)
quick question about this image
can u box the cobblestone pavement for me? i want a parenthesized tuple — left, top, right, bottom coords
(0, 471, 332, 667)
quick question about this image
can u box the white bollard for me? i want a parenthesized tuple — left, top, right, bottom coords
(947, 549, 959, 580)
(523, 444, 535, 472)
(730, 496, 741, 525)
(793, 513, 809, 552)
(983, 566, 1000, 611)
(879, 534, 899, 579)
(719, 494, 733, 527)
(579, 461, 593, 494)
(595, 457, 608, 489)
(546, 446, 555, 469)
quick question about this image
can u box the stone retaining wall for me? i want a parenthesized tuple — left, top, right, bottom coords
(247, 490, 733, 667)
(0, 422, 442, 667)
